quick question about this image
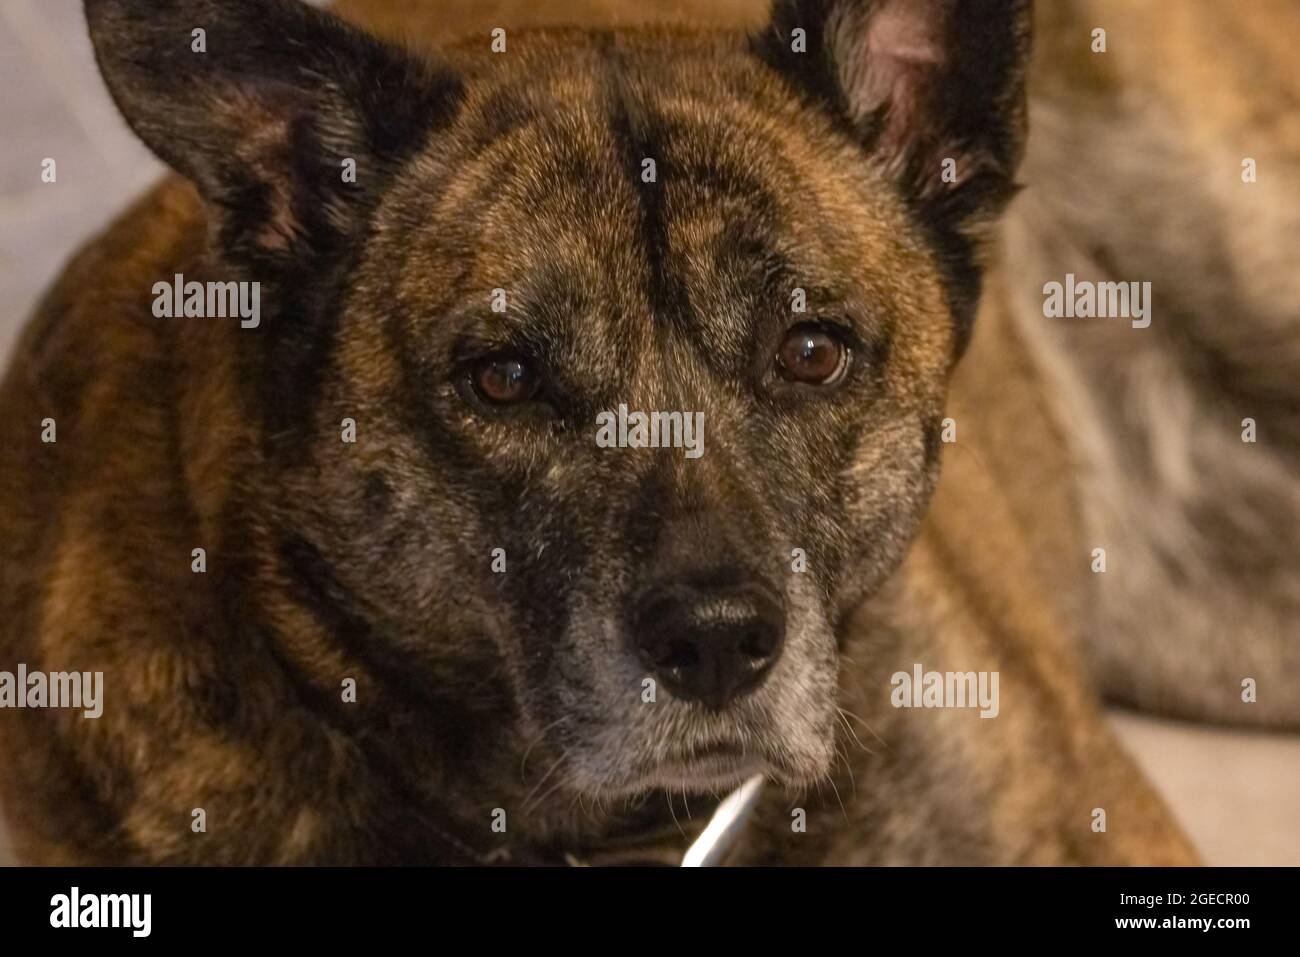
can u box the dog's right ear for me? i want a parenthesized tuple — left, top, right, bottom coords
(84, 0, 463, 263)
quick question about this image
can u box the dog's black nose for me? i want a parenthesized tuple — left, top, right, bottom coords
(631, 577, 785, 710)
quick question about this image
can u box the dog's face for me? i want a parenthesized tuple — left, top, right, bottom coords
(89, 0, 1028, 805)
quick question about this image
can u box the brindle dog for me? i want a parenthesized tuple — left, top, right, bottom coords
(12, 0, 1280, 864)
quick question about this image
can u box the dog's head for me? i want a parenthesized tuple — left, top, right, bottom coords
(88, 0, 1029, 806)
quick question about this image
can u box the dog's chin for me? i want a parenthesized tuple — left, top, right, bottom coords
(560, 738, 833, 801)
(568, 754, 765, 801)
(640, 749, 768, 796)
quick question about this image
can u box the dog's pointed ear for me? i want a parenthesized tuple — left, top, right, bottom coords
(85, 0, 463, 262)
(757, 0, 1031, 228)
(755, 0, 1031, 345)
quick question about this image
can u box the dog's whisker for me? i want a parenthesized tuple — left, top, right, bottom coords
(665, 790, 684, 838)
(519, 715, 569, 781)
(523, 752, 569, 813)
(836, 707, 875, 756)
(837, 706, 887, 750)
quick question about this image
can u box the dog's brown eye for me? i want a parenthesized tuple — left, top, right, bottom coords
(776, 325, 849, 385)
(473, 354, 538, 405)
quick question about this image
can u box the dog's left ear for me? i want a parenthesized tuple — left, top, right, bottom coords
(756, 0, 1032, 345)
(85, 0, 463, 265)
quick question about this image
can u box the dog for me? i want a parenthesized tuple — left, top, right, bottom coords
(8, 0, 1291, 865)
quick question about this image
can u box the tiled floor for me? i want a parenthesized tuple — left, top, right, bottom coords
(1, 0, 1297, 868)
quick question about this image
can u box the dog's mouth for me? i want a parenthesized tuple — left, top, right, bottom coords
(566, 735, 786, 800)
(543, 717, 835, 806)
(647, 742, 768, 793)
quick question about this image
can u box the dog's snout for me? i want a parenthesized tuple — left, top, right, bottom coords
(631, 576, 785, 710)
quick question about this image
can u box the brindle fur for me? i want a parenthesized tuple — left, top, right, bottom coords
(6, 0, 1287, 865)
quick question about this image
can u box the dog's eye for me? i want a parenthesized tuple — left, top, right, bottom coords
(776, 324, 850, 385)
(471, 353, 539, 405)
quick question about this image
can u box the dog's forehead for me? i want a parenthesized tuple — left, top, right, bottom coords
(388, 44, 902, 365)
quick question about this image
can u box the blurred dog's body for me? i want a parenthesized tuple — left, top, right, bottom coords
(1003, 0, 1300, 727)
(0, 0, 1293, 865)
